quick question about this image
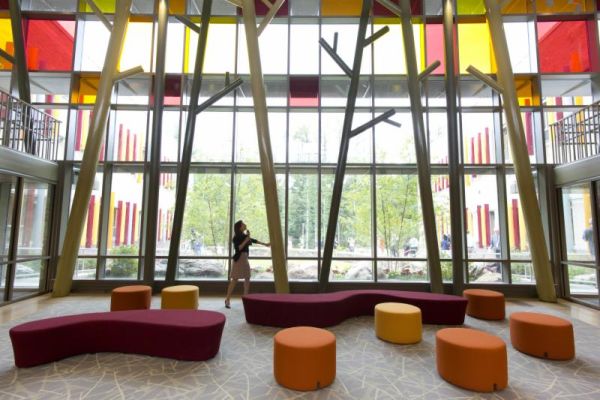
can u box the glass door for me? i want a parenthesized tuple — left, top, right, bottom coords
(559, 182, 599, 308)
(0, 173, 53, 303)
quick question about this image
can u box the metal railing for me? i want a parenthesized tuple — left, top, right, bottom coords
(550, 101, 600, 164)
(0, 89, 61, 161)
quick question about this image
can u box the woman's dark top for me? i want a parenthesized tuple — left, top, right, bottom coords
(232, 233, 257, 262)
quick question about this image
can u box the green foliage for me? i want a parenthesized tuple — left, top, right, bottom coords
(233, 174, 284, 245)
(376, 175, 421, 256)
(288, 175, 318, 249)
(441, 262, 453, 282)
(234, 174, 268, 241)
(183, 174, 231, 253)
(340, 175, 371, 248)
(321, 174, 373, 250)
(107, 245, 138, 278)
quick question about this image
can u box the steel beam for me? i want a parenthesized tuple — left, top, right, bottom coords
(319, 0, 372, 291)
(175, 16, 201, 34)
(483, 0, 556, 301)
(319, 38, 353, 78)
(143, 0, 169, 284)
(418, 60, 442, 81)
(349, 109, 396, 138)
(0, 48, 15, 64)
(166, 0, 213, 283)
(257, 0, 285, 36)
(53, 0, 134, 297)
(85, 0, 113, 30)
(0, 146, 58, 181)
(377, 0, 443, 293)
(196, 78, 243, 113)
(9, 0, 35, 155)
(443, 0, 464, 293)
(8, 0, 30, 104)
(240, 0, 288, 293)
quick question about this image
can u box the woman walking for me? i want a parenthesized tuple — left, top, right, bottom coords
(225, 220, 270, 308)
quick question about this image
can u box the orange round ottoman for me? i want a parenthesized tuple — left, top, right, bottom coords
(110, 285, 152, 311)
(436, 328, 507, 392)
(510, 312, 575, 360)
(463, 289, 505, 320)
(274, 326, 336, 391)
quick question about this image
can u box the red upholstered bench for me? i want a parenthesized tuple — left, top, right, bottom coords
(243, 290, 467, 327)
(9, 309, 226, 368)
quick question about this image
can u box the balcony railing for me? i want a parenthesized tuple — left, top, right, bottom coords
(0, 90, 61, 161)
(550, 101, 600, 164)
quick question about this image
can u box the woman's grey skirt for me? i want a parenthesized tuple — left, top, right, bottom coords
(231, 252, 251, 279)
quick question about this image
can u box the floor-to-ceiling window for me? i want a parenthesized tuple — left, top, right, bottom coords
(1, 0, 598, 292)
(559, 182, 599, 307)
(0, 173, 53, 303)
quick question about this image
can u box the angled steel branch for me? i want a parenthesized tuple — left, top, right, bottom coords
(418, 60, 441, 81)
(240, 0, 288, 293)
(376, 0, 443, 293)
(483, 0, 556, 302)
(0, 48, 15, 64)
(349, 109, 396, 138)
(195, 78, 243, 113)
(466, 65, 503, 93)
(166, 0, 214, 282)
(85, 0, 113, 31)
(364, 26, 390, 47)
(319, 38, 353, 77)
(319, 0, 373, 291)
(114, 66, 144, 82)
(175, 16, 201, 33)
(257, 0, 285, 36)
(8, 0, 30, 103)
(224, 0, 242, 7)
(143, 0, 169, 284)
(442, 0, 464, 294)
(53, 0, 134, 297)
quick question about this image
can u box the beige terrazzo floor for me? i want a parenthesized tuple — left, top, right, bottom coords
(0, 294, 599, 399)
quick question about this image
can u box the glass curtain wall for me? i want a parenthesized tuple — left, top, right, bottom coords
(559, 182, 599, 307)
(0, 173, 53, 303)
(1, 0, 598, 288)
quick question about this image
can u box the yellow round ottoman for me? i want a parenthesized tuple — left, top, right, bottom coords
(274, 326, 336, 391)
(161, 285, 199, 309)
(374, 302, 422, 344)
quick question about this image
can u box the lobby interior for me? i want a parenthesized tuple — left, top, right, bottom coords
(1, 0, 600, 398)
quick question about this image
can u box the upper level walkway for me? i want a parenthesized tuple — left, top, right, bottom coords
(0, 89, 61, 162)
(550, 101, 600, 165)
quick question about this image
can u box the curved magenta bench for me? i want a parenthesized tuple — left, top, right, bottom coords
(9, 310, 225, 368)
(243, 290, 467, 327)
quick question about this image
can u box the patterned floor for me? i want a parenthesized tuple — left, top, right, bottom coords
(0, 295, 599, 399)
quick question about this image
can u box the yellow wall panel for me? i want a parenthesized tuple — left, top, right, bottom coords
(321, 0, 362, 16)
(457, 0, 485, 15)
(0, 18, 12, 70)
(80, 0, 115, 13)
(72, 75, 100, 104)
(501, 0, 532, 13)
(535, 0, 595, 13)
(515, 77, 540, 106)
(107, 193, 115, 249)
(169, 0, 186, 14)
(458, 23, 496, 74)
(508, 200, 515, 249)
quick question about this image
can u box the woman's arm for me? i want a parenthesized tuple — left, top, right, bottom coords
(255, 240, 270, 247)
(239, 235, 252, 248)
